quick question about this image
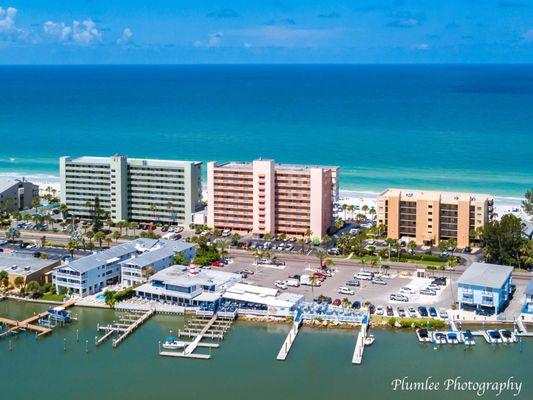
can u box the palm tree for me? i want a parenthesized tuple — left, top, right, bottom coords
(216, 239, 230, 260)
(321, 235, 332, 246)
(341, 204, 348, 220)
(308, 274, 319, 299)
(304, 228, 313, 241)
(129, 221, 138, 236)
(314, 248, 327, 268)
(341, 297, 351, 309)
(369, 208, 376, 220)
(85, 231, 94, 243)
(166, 201, 175, 224)
(335, 219, 344, 230)
(230, 233, 241, 245)
(104, 235, 112, 248)
(348, 205, 355, 221)
(26, 280, 40, 296)
(297, 238, 306, 254)
(149, 204, 158, 223)
(407, 240, 417, 254)
(362, 204, 369, 215)
(263, 233, 272, 241)
(112, 230, 121, 242)
(66, 241, 77, 258)
(385, 238, 395, 260)
(59, 203, 68, 219)
(93, 231, 105, 249)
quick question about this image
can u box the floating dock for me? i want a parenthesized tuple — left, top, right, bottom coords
(352, 311, 370, 365)
(277, 309, 303, 361)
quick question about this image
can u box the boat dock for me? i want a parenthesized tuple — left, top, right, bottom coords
(0, 299, 76, 338)
(160, 314, 234, 360)
(277, 309, 303, 361)
(352, 311, 370, 365)
(96, 308, 155, 348)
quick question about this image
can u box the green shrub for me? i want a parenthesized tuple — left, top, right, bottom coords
(387, 317, 397, 327)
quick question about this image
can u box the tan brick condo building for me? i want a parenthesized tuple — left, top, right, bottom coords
(207, 159, 339, 238)
(376, 189, 494, 248)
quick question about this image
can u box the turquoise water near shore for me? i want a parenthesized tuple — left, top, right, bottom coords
(0, 301, 531, 399)
(0, 65, 532, 197)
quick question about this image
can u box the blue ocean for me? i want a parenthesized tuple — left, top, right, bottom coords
(0, 65, 531, 197)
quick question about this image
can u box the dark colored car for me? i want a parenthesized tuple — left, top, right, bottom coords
(368, 304, 376, 314)
(33, 251, 41, 258)
(345, 279, 360, 287)
(352, 300, 361, 309)
(386, 306, 394, 316)
(332, 299, 341, 306)
(429, 307, 438, 317)
(418, 306, 429, 317)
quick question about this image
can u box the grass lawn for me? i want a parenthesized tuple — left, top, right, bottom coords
(350, 255, 447, 267)
(39, 293, 65, 302)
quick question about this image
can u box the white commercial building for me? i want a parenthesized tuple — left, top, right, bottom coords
(134, 265, 242, 306)
(60, 155, 202, 224)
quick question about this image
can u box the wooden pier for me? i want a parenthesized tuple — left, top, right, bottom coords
(96, 309, 155, 348)
(160, 314, 233, 360)
(0, 299, 76, 338)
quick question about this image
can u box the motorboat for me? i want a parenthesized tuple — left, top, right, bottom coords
(161, 336, 187, 350)
(446, 332, 459, 344)
(461, 330, 476, 346)
(487, 330, 502, 344)
(416, 328, 432, 343)
(433, 332, 447, 345)
(364, 334, 375, 345)
(499, 329, 515, 344)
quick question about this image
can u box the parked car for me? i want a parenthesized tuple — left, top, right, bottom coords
(352, 300, 361, 309)
(420, 289, 436, 296)
(408, 307, 418, 318)
(327, 247, 340, 255)
(397, 307, 406, 317)
(284, 278, 300, 287)
(386, 306, 394, 316)
(368, 304, 376, 314)
(371, 278, 387, 285)
(338, 287, 355, 296)
(345, 279, 360, 287)
(438, 308, 449, 319)
(429, 307, 438, 317)
(390, 293, 409, 302)
(418, 306, 428, 317)
(376, 305, 384, 316)
(241, 268, 254, 275)
(332, 299, 342, 306)
(400, 287, 416, 295)
(275, 280, 288, 290)
(33, 251, 41, 258)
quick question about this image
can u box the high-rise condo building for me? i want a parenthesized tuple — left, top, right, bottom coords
(376, 188, 494, 248)
(60, 155, 202, 224)
(207, 159, 339, 238)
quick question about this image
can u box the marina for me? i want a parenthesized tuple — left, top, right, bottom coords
(96, 308, 155, 348)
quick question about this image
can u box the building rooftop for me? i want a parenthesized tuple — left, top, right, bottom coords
(0, 254, 58, 276)
(64, 155, 201, 167)
(213, 160, 338, 172)
(59, 239, 196, 274)
(223, 283, 298, 308)
(457, 262, 513, 289)
(149, 266, 241, 289)
(379, 188, 494, 203)
(0, 178, 36, 193)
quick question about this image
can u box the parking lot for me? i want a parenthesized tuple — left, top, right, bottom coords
(0, 242, 92, 261)
(220, 253, 457, 314)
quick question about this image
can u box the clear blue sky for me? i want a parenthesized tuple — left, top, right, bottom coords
(1, 0, 532, 63)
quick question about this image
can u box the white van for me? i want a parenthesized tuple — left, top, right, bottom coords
(284, 278, 300, 287)
(355, 271, 374, 280)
